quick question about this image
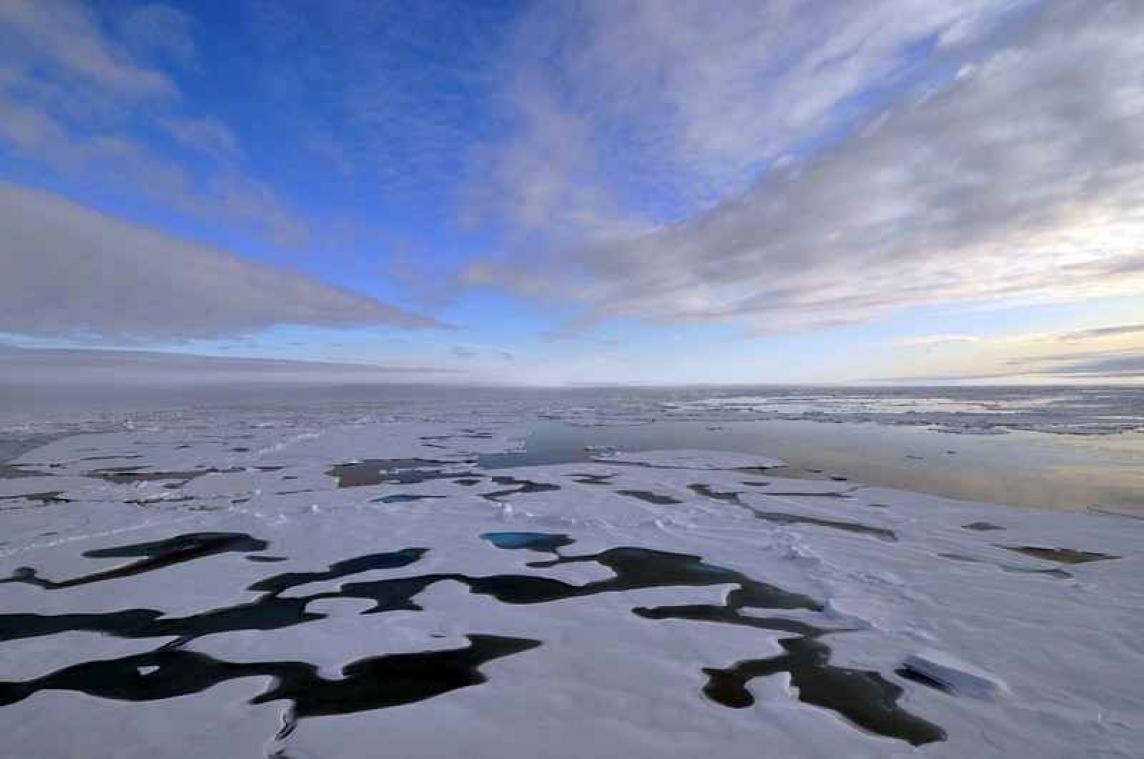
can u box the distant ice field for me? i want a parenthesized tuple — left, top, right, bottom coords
(8, 384, 1137, 513)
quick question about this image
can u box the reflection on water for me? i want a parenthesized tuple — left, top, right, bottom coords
(480, 420, 1144, 513)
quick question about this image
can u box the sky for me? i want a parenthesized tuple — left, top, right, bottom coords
(0, 0, 1142, 386)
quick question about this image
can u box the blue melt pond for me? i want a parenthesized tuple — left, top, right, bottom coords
(480, 532, 574, 552)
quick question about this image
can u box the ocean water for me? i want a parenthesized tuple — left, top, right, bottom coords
(481, 418, 1144, 513)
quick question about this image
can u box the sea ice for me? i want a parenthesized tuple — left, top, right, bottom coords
(0, 407, 1139, 759)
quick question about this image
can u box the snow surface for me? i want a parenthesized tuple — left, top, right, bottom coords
(0, 410, 1140, 758)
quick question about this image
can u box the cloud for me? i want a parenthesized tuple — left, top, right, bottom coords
(116, 3, 198, 68)
(451, 345, 478, 359)
(1059, 323, 1144, 342)
(0, 0, 302, 247)
(0, 346, 465, 384)
(0, 0, 175, 97)
(1044, 353, 1144, 377)
(1006, 347, 1135, 365)
(450, 345, 515, 361)
(0, 182, 442, 339)
(469, 0, 1144, 333)
(538, 328, 620, 347)
(900, 334, 980, 347)
(468, 0, 1016, 243)
(159, 116, 242, 160)
(1002, 349, 1144, 378)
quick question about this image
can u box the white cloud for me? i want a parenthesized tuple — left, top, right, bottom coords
(0, 0, 175, 97)
(468, 0, 1018, 244)
(160, 116, 242, 160)
(468, 0, 1144, 334)
(0, 346, 465, 387)
(0, 0, 301, 248)
(0, 183, 441, 339)
(879, 319, 1144, 381)
(1059, 323, 1144, 342)
(116, 3, 198, 68)
(900, 334, 980, 347)
(450, 345, 516, 361)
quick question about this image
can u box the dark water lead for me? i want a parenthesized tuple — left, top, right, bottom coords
(963, 522, 1005, 531)
(248, 547, 428, 597)
(688, 483, 743, 504)
(634, 604, 830, 638)
(86, 467, 244, 484)
(565, 472, 616, 485)
(0, 635, 541, 719)
(480, 476, 561, 501)
(749, 509, 897, 542)
(0, 593, 333, 645)
(702, 636, 946, 746)
(0, 491, 70, 508)
(319, 546, 824, 615)
(615, 489, 682, 505)
(499, 547, 822, 609)
(621, 562, 946, 745)
(0, 534, 944, 746)
(1000, 545, 1119, 564)
(756, 490, 854, 499)
(938, 552, 1071, 579)
(420, 430, 494, 441)
(0, 464, 52, 479)
(0, 547, 434, 645)
(554, 549, 945, 746)
(1, 532, 269, 590)
(894, 664, 953, 694)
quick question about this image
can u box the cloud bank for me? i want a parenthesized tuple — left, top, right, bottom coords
(0, 346, 461, 384)
(1060, 324, 1144, 342)
(468, 0, 1144, 333)
(0, 183, 440, 339)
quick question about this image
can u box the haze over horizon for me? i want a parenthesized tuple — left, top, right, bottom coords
(1, 0, 1142, 385)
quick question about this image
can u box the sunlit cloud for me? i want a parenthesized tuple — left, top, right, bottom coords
(1059, 323, 1144, 342)
(899, 334, 980, 347)
(467, 0, 1144, 335)
(880, 318, 1144, 383)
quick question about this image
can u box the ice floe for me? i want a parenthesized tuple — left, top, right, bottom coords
(0, 410, 1139, 758)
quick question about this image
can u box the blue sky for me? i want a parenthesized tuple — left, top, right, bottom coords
(1, 0, 1142, 384)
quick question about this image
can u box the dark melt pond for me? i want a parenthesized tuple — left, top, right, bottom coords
(0, 530, 946, 746)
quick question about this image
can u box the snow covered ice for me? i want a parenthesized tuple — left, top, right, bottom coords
(0, 403, 1141, 758)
